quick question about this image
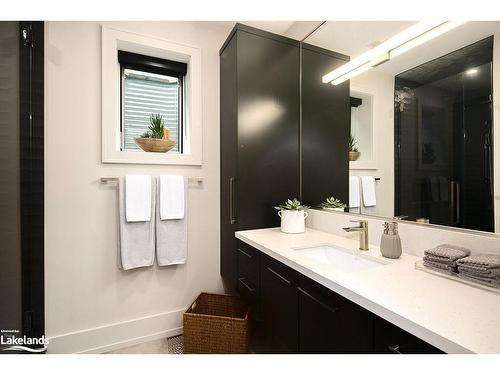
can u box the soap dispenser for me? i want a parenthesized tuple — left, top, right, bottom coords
(380, 221, 402, 259)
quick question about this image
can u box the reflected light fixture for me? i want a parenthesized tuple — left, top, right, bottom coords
(323, 21, 466, 86)
(465, 68, 478, 76)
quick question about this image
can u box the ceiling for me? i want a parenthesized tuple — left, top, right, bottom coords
(214, 21, 500, 77)
(304, 21, 500, 76)
(304, 21, 416, 57)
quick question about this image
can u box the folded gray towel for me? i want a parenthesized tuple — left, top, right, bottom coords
(423, 260, 456, 274)
(423, 254, 457, 266)
(458, 273, 500, 288)
(457, 254, 500, 269)
(424, 244, 471, 262)
(457, 265, 500, 278)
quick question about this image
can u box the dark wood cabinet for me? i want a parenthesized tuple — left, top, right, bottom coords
(373, 315, 443, 354)
(236, 241, 261, 316)
(301, 43, 350, 207)
(298, 277, 372, 353)
(260, 255, 299, 353)
(220, 24, 300, 289)
(237, 241, 444, 354)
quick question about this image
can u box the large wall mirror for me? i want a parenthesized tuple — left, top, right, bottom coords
(303, 21, 500, 234)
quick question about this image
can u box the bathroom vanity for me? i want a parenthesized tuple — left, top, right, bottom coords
(219, 22, 500, 355)
(235, 227, 500, 354)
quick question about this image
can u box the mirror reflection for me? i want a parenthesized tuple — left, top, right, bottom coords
(303, 21, 500, 233)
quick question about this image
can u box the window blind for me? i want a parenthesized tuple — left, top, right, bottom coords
(123, 75, 180, 151)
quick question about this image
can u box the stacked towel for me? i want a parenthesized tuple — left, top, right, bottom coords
(423, 244, 471, 274)
(457, 254, 500, 287)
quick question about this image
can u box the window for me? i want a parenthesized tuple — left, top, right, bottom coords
(350, 90, 373, 165)
(101, 26, 202, 165)
(118, 51, 187, 153)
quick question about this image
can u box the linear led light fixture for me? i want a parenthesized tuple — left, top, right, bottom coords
(323, 21, 466, 86)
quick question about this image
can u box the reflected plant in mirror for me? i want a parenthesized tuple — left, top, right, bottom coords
(349, 134, 360, 161)
(320, 197, 347, 212)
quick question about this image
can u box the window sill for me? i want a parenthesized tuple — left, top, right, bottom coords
(349, 160, 378, 170)
(102, 149, 201, 166)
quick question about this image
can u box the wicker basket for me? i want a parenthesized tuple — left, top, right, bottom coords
(183, 293, 250, 354)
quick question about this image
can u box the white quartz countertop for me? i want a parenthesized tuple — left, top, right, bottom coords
(235, 227, 500, 354)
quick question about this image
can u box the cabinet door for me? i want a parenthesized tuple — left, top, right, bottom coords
(237, 241, 261, 318)
(373, 316, 444, 354)
(236, 30, 300, 230)
(301, 43, 350, 207)
(220, 34, 238, 287)
(298, 277, 373, 353)
(260, 255, 298, 353)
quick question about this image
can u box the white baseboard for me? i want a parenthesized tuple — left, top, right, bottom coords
(46, 308, 185, 354)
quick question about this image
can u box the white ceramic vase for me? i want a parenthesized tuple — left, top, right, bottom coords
(278, 209, 308, 234)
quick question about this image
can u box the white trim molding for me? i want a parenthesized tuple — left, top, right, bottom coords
(101, 26, 203, 165)
(46, 308, 184, 354)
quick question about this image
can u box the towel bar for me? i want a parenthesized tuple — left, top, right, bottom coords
(100, 176, 203, 185)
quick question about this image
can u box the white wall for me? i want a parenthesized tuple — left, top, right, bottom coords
(45, 21, 231, 353)
(350, 70, 395, 218)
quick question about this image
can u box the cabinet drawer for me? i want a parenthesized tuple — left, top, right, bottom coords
(373, 316, 443, 354)
(237, 241, 259, 284)
(237, 276, 259, 305)
(298, 276, 373, 353)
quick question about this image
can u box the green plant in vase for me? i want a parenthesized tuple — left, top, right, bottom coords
(320, 197, 347, 211)
(349, 135, 360, 161)
(149, 113, 165, 139)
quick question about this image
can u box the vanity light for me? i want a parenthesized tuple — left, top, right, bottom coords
(323, 21, 467, 85)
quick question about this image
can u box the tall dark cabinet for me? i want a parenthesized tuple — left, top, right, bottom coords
(220, 24, 351, 289)
(220, 24, 301, 287)
(301, 43, 350, 206)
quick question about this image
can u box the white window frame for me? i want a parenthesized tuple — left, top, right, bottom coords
(101, 26, 202, 165)
(349, 85, 377, 170)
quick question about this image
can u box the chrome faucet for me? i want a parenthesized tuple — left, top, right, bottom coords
(342, 220, 369, 250)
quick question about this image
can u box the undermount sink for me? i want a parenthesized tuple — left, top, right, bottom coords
(294, 244, 389, 273)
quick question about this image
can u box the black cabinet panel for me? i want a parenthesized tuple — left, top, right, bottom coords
(237, 240, 260, 286)
(220, 25, 301, 291)
(260, 255, 299, 353)
(220, 34, 238, 286)
(301, 43, 350, 207)
(236, 31, 300, 230)
(298, 276, 373, 353)
(373, 316, 443, 354)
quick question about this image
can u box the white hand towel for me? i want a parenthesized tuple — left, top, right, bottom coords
(125, 175, 152, 222)
(361, 176, 377, 207)
(349, 176, 360, 208)
(156, 177, 188, 266)
(119, 177, 156, 270)
(160, 175, 185, 220)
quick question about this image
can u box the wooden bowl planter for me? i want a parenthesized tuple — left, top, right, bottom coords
(349, 151, 360, 161)
(134, 137, 176, 153)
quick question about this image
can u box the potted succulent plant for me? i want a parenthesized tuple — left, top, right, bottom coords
(274, 198, 309, 234)
(320, 197, 347, 212)
(134, 113, 176, 153)
(349, 135, 360, 161)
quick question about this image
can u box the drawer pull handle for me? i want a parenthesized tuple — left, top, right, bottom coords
(238, 277, 255, 292)
(388, 344, 402, 354)
(229, 177, 237, 224)
(237, 248, 253, 259)
(298, 287, 340, 314)
(266, 266, 292, 285)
